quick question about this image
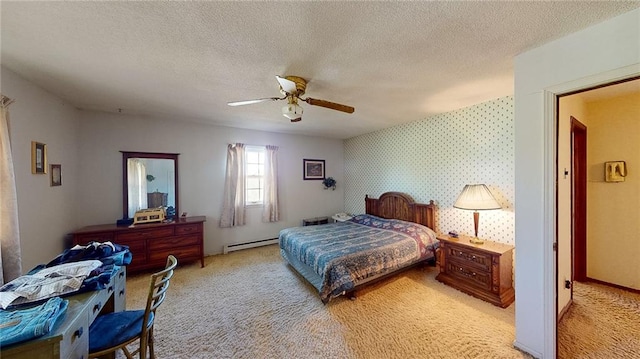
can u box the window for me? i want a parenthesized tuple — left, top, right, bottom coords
(245, 146, 265, 205)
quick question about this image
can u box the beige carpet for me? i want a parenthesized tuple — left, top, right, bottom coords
(123, 245, 531, 359)
(558, 281, 640, 359)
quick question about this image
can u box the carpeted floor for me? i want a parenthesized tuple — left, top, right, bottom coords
(123, 245, 531, 358)
(557, 281, 640, 359)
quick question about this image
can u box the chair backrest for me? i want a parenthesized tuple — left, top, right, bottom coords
(141, 255, 177, 336)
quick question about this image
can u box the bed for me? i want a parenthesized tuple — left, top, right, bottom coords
(279, 192, 437, 303)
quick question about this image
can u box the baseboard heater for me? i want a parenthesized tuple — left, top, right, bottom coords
(223, 238, 279, 254)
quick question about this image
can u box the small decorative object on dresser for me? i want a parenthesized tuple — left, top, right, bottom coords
(435, 234, 515, 308)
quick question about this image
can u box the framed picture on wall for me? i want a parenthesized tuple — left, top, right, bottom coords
(303, 159, 325, 180)
(50, 164, 62, 186)
(31, 141, 47, 174)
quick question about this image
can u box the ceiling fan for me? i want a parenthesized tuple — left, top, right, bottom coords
(227, 75, 355, 122)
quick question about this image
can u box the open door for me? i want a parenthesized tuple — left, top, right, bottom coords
(571, 116, 587, 284)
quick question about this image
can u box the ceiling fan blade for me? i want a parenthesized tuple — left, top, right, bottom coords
(227, 97, 282, 106)
(276, 76, 298, 94)
(304, 98, 355, 114)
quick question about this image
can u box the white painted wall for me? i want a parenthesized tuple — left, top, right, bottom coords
(75, 111, 345, 255)
(1, 67, 81, 272)
(514, 8, 640, 358)
(557, 95, 586, 315)
(585, 92, 640, 290)
(3, 66, 345, 268)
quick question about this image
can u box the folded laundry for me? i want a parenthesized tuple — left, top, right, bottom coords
(0, 296, 68, 346)
(0, 260, 102, 309)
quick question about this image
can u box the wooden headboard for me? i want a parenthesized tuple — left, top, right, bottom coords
(365, 192, 436, 231)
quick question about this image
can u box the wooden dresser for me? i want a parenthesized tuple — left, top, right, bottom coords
(72, 216, 205, 273)
(435, 234, 515, 308)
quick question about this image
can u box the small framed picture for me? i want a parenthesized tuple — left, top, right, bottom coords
(50, 164, 62, 186)
(303, 159, 325, 180)
(31, 141, 47, 174)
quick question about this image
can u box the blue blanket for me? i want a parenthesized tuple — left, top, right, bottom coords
(279, 214, 437, 302)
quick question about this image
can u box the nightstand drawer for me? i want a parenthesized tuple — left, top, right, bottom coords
(446, 244, 492, 272)
(446, 259, 492, 291)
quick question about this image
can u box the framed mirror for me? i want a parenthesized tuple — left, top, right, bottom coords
(122, 151, 179, 220)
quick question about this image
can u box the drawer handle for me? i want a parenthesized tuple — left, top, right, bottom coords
(108, 286, 114, 293)
(119, 272, 125, 278)
(93, 303, 101, 313)
(119, 290, 125, 297)
(74, 327, 84, 339)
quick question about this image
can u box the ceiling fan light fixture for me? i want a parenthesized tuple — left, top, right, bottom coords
(282, 103, 303, 120)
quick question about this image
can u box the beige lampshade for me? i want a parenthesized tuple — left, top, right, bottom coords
(453, 184, 501, 210)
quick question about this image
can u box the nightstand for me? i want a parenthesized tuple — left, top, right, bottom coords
(302, 216, 329, 226)
(435, 234, 515, 308)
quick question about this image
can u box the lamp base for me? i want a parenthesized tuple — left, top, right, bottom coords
(469, 236, 484, 245)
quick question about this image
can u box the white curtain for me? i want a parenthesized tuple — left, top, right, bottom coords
(220, 143, 246, 227)
(127, 159, 148, 217)
(0, 95, 22, 285)
(262, 145, 280, 222)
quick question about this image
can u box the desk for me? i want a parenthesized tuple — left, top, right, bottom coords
(0, 267, 126, 359)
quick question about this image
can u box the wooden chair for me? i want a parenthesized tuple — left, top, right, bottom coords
(88, 255, 177, 359)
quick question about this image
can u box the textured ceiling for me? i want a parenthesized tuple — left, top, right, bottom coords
(1, 1, 639, 139)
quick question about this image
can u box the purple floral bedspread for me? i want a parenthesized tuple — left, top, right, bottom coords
(279, 214, 438, 302)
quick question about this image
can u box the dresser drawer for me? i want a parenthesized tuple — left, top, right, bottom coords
(148, 235, 201, 251)
(116, 227, 174, 241)
(175, 223, 202, 235)
(149, 245, 200, 263)
(116, 238, 147, 268)
(74, 232, 115, 245)
(446, 245, 492, 272)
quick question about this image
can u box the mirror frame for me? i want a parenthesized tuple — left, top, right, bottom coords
(121, 151, 179, 220)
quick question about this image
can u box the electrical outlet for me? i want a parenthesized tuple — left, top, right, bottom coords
(564, 280, 571, 289)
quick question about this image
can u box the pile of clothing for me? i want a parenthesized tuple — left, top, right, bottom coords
(0, 241, 131, 346)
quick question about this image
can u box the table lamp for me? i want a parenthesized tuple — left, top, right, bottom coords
(453, 184, 501, 244)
